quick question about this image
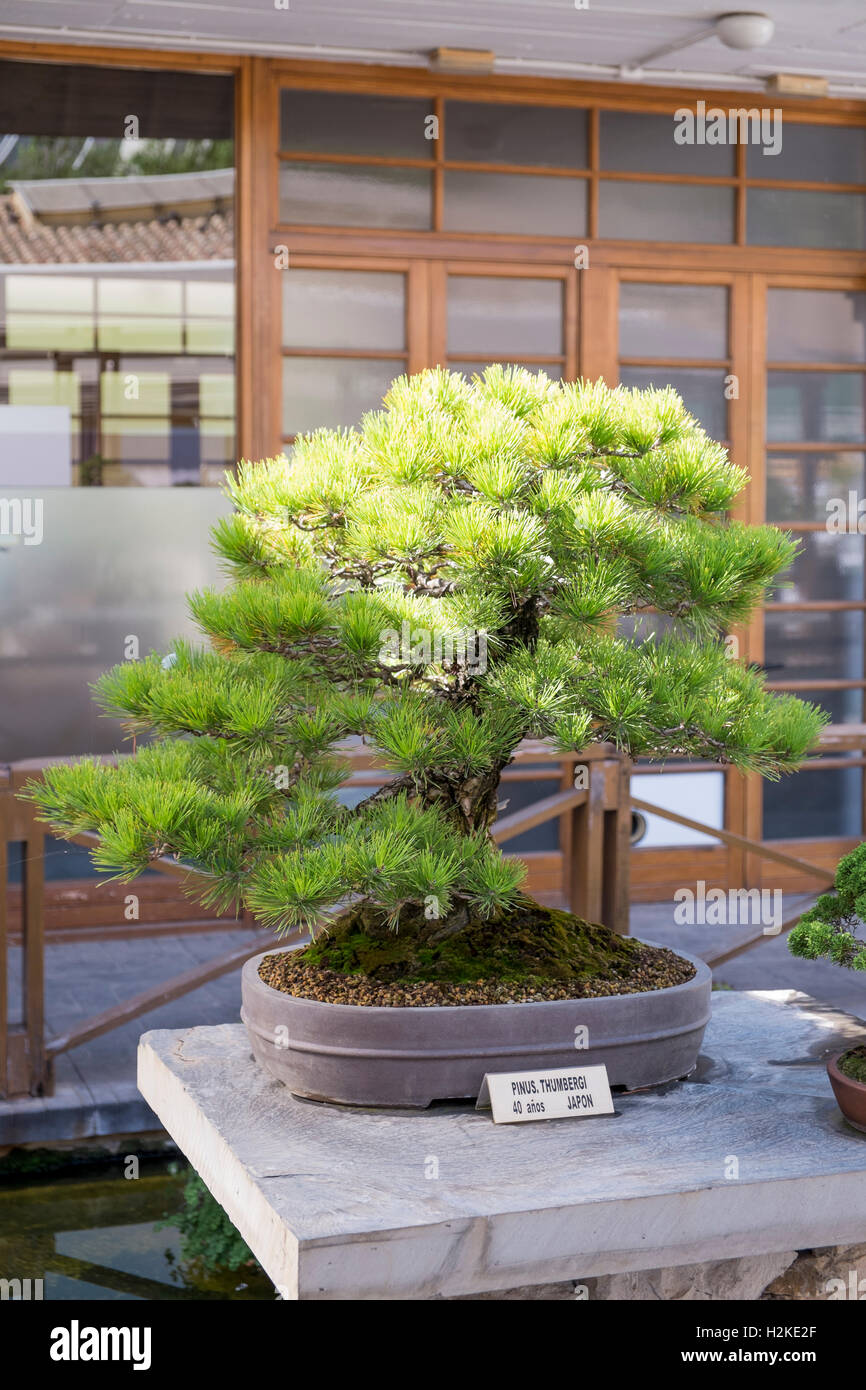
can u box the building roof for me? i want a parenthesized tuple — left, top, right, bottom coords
(0, 192, 234, 264)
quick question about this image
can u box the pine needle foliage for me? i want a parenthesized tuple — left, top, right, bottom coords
(24, 368, 826, 937)
(788, 844, 866, 971)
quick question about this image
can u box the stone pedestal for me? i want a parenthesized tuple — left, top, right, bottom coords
(138, 990, 866, 1300)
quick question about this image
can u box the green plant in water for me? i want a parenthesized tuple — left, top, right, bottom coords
(159, 1171, 257, 1275)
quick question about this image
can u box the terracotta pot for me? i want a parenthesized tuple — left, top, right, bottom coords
(827, 1052, 866, 1133)
(241, 941, 712, 1108)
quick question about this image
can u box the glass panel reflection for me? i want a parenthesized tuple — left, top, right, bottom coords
(280, 89, 432, 158)
(279, 162, 431, 228)
(764, 608, 864, 687)
(447, 276, 563, 356)
(748, 189, 866, 249)
(767, 290, 866, 364)
(599, 180, 734, 242)
(769, 532, 864, 604)
(282, 357, 404, 435)
(600, 110, 735, 176)
(766, 451, 866, 523)
(619, 283, 728, 360)
(443, 171, 585, 236)
(0, 488, 232, 759)
(767, 372, 866, 442)
(446, 102, 586, 168)
(0, 62, 236, 486)
(283, 270, 405, 351)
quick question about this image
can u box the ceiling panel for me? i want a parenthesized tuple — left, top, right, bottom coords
(2, 0, 866, 93)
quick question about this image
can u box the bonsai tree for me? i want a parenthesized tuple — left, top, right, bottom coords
(789, 845, 866, 1086)
(789, 845, 866, 974)
(26, 367, 826, 990)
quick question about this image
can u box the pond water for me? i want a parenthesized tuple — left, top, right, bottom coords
(0, 1156, 274, 1301)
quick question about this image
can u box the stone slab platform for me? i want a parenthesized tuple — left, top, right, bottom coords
(138, 990, 866, 1300)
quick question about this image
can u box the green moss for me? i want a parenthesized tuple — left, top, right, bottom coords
(839, 1046, 866, 1085)
(302, 901, 640, 986)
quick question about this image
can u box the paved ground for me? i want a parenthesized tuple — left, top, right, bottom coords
(2, 895, 864, 1147)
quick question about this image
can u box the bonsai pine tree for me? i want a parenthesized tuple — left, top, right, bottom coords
(26, 367, 826, 977)
(789, 846, 866, 972)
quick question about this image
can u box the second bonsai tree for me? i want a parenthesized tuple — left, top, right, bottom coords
(29, 367, 825, 1002)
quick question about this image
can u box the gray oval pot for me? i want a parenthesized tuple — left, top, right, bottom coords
(241, 941, 712, 1108)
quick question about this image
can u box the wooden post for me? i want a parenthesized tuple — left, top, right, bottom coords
(22, 804, 48, 1095)
(571, 757, 606, 923)
(603, 752, 632, 935)
(0, 775, 8, 1098)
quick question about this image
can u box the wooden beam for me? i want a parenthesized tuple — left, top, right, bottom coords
(631, 797, 835, 883)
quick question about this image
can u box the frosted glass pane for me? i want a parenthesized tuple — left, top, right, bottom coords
(767, 290, 866, 364)
(279, 163, 431, 228)
(767, 372, 866, 442)
(282, 357, 403, 435)
(600, 110, 735, 176)
(445, 102, 586, 168)
(282, 270, 405, 350)
(619, 283, 728, 360)
(0, 489, 232, 760)
(773, 532, 864, 603)
(447, 276, 563, 356)
(96, 279, 182, 315)
(280, 90, 432, 158)
(767, 451, 866, 522)
(765, 609, 863, 687)
(599, 180, 733, 242)
(748, 189, 866, 249)
(619, 367, 728, 438)
(443, 171, 585, 236)
(747, 123, 866, 184)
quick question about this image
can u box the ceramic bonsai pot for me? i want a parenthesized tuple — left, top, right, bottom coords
(827, 1052, 866, 1133)
(240, 941, 712, 1108)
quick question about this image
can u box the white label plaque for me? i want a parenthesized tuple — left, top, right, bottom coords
(477, 1065, 614, 1124)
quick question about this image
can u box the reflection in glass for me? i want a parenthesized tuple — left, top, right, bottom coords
(747, 123, 866, 185)
(764, 608, 864, 687)
(766, 452, 866, 523)
(767, 290, 866, 364)
(282, 357, 404, 436)
(446, 102, 586, 168)
(619, 283, 728, 360)
(443, 171, 585, 236)
(767, 372, 866, 442)
(280, 90, 432, 158)
(600, 110, 735, 176)
(283, 270, 405, 351)
(769, 532, 864, 604)
(619, 367, 728, 439)
(0, 61, 236, 486)
(599, 180, 733, 242)
(0, 488, 232, 759)
(279, 162, 431, 228)
(447, 277, 563, 356)
(748, 189, 866, 249)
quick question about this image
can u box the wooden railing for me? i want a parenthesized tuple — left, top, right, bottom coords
(0, 740, 630, 1099)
